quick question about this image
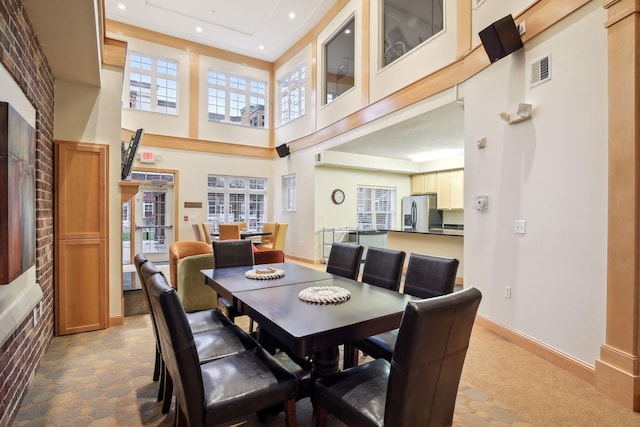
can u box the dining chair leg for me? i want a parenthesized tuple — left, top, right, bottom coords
(162, 370, 173, 414)
(342, 344, 359, 369)
(157, 359, 165, 402)
(175, 403, 186, 427)
(153, 349, 161, 381)
(284, 399, 297, 427)
(315, 404, 328, 427)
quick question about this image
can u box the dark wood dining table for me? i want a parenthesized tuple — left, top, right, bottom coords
(201, 262, 413, 378)
(201, 262, 334, 304)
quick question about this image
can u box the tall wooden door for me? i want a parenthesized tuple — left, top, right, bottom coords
(54, 141, 108, 335)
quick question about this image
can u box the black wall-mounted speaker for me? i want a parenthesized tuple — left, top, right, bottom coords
(479, 14, 523, 63)
(276, 144, 290, 158)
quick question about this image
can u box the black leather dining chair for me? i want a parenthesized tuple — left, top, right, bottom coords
(212, 239, 255, 326)
(212, 239, 255, 268)
(146, 272, 298, 427)
(135, 254, 247, 413)
(314, 287, 482, 427)
(326, 242, 364, 280)
(342, 247, 406, 368)
(361, 246, 406, 291)
(351, 253, 459, 365)
(403, 253, 459, 299)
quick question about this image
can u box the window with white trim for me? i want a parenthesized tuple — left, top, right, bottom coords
(283, 174, 296, 212)
(356, 186, 396, 230)
(207, 70, 267, 128)
(279, 64, 306, 125)
(207, 175, 268, 232)
(127, 52, 178, 114)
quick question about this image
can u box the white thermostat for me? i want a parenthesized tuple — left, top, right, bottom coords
(475, 195, 488, 211)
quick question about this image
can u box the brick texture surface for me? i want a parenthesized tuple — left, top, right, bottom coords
(0, 0, 54, 425)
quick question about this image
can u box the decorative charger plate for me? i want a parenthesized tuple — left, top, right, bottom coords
(244, 267, 285, 280)
(299, 286, 351, 304)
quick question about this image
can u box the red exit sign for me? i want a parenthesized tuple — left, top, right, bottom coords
(139, 151, 155, 163)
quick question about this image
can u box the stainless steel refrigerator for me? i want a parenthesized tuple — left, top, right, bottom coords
(402, 194, 442, 232)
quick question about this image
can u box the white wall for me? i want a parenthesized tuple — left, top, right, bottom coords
(269, 151, 316, 260)
(463, 2, 608, 365)
(129, 147, 274, 242)
(54, 65, 125, 318)
(314, 166, 410, 261)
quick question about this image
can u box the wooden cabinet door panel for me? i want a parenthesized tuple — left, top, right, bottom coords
(55, 238, 107, 335)
(450, 169, 464, 209)
(54, 141, 108, 335)
(436, 171, 451, 209)
(424, 172, 438, 193)
(410, 174, 424, 194)
(55, 142, 107, 239)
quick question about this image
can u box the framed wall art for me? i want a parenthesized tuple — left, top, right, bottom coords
(0, 102, 36, 285)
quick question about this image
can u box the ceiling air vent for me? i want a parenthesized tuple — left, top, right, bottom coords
(530, 53, 551, 88)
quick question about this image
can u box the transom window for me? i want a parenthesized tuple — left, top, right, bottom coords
(279, 64, 306, 125)
(282, 174, 296, 212)
(127, 52, 178, 114)
(382, 0, 445, 67)
(207, 175, 268, 232)
(207, 70, 267, 128)
(356, 186, 396, 230)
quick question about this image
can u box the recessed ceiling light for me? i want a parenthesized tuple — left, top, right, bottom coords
(196, 26, 203, 33)
(118, 3, 126, 10)
(345, 29, 352, 35)
(288, 12, 296, 19)
(258, 44, 265, 50)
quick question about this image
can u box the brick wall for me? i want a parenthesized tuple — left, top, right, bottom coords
(0, 0, 55, 425)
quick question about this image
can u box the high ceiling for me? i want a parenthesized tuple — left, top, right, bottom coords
(105, 0, 334, 62)
(18, 1, 464, 163)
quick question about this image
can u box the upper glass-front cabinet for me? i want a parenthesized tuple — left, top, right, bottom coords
(324, 17, 356, 105)
(381, 0, 444, 67)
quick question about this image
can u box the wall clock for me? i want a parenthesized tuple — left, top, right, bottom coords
(331, 189, 345, 205)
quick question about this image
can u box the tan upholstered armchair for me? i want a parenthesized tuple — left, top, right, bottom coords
(168, 241, 217, 311)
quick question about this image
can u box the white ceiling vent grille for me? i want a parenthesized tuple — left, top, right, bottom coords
(530, 53, 551, 88)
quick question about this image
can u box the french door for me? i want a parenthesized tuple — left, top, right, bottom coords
(133, 182, 174, 263)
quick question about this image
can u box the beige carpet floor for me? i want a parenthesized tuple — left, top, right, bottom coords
(13, 312, 640, 427)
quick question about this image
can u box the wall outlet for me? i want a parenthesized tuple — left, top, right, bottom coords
(514, 219, 526, 234)
(505, 286, 512, 299)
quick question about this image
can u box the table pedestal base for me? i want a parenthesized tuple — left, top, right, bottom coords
(312, 347, 340, 378)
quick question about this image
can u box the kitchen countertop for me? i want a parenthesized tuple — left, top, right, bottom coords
(381, 228, 464, 237)
(346, 230, 388, 235)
